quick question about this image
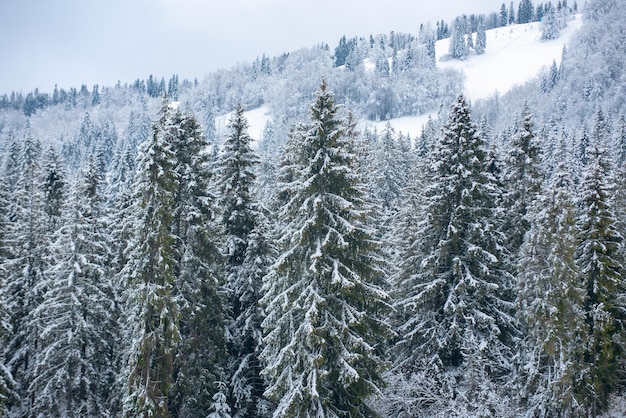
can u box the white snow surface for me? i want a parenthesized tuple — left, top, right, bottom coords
(437, 14, 583, 102)
(219, 15, 583, 142)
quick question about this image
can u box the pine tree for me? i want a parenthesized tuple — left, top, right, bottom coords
(576, 146, 625, 417)
(517, 163, 586, 416)
(260, 80, 393, 417)
(503, 105, 544, 256)
(541, 2, 561, 40)
(217, 104, 272, 417)
(475, 18, 487, 54)
(394, 95, 516, 416)
(163, 105, 228, 417)
(0, 177, 16, 417)
(29, 160, 116, 417)
(120, 99, 180, 418)
(449, 17, 469, 60)
(2, 127, 46, 416)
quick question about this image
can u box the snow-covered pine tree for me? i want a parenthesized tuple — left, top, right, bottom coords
(371, 122, 407, 215)
(217, 103, 272, 418)
(517, 162, 586, 416)
(168, 107, 228, 417)
(475, 17, 487, 54)
(260, 79, 393, 418)
(29, 159, 116, 417)
(576, 145, 625, 417)
(394, 94, 516, 416)
(541, 2, 561, 40)
(449, 17, 469, 60)
(0, 177, 16, 417)
(40, 146, 67, 235)
(120, 99, 180, 418)
(502, 105, 544, 257)
(2, 126, 46, 416)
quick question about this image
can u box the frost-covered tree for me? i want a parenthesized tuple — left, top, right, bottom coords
(2, 127, 46, 416)
(29, 159, 116, 418)
(475, 18, 487, 54)
(0, 177, 16, 417)
(449, 17, 469, 60)
(576, 146, 625, 417)
(163, 104, 227, 417)
(502, 106, 544, 256)
(120, 100, 181, 418)
(541, 2, 561, 40)
(261, 80, 393, 418)
(517, 163, 586, 417)
(217, 104, 272, 418)
(393, 95, 516, 416)
(40, 146, 66, 235)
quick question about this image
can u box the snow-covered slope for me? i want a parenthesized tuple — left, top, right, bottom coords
(369, 15, 583, 138)
(437, 15, 583, 101)
(220, 16, 583, 142)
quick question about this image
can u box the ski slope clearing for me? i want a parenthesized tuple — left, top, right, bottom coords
(437, 14, 583, 101)
(372, 15, 584, 138)
(221, 16, 583, 142)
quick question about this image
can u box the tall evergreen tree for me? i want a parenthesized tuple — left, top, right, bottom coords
(29, 160, 116, 417)
(517, 163, 586, 416)
(394, 95, 516, 416)
(260, 80, 393, 417)
(503, 105, 544, 257)
(120, 100, 180, 418)
(168, 106, 228, 417)
(217, 104, 272, 417)
(2, 127, 46, 416)
(576, 146, 625, 417)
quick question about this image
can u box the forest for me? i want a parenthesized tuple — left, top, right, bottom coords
(2, 0, 626, 417)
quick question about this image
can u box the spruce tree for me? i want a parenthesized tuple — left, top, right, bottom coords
(120, 100, 180, 418)
(2, 127, 46, 416)
(168, 107, 228, 417)
(217, 104, 272, 417)
(517, 163, 586, 416)
(503, 105, 544, 257)
(29, 160, 116, 417)
(394, 95, 516, 416)
(260, 80, 393, 417)
(576, 146, 625, 417)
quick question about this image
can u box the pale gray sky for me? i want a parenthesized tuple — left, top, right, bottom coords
(0, 0, 506, 94)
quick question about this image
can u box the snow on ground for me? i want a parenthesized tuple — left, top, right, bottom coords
(217, 16, 583, 142)
(215, 105, 272, 145)
(437, 14, 583, 101)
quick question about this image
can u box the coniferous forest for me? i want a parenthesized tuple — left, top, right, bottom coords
(2, 0, 626, 416)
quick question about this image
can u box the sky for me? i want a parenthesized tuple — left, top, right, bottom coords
(0, 0, 506, 94)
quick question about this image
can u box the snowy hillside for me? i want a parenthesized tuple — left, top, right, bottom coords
(220, 16, 583, 142)
(437, 14, 582, 101)
(370, 14, 583, 137)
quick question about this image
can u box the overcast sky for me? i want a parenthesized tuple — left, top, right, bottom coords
(0, 0, 506, 94)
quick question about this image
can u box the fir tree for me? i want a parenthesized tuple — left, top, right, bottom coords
(165, 105, 227, 417)
(517, 163, 586, 416)
(394, 95, 516, 416)
(217, 104, 272, 417)
(475, 18, 487, 54)
(261, 80, 393, 417)
(29, 160, 116, 417)
(2, 127, 46, 416)
(503, 105, 544, 257)
(576, 146, 625, 417)
(120, 99, 181, 418)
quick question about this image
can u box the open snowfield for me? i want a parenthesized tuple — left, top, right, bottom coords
(437, 14, 583, 101)
(221, 15, 583, 142)
(372, 14, 583, 138)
